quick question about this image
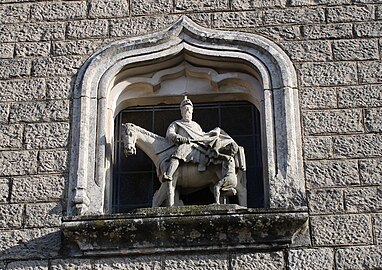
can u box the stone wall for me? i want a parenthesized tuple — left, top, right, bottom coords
(0, 0, 381, 269)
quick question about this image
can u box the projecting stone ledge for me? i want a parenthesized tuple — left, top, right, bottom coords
(62, 205, 308, 256)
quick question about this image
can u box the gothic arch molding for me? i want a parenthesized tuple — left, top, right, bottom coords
(68, 16, 305, 216)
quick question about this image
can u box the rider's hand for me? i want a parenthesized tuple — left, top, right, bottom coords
(177, 136, 189, 144)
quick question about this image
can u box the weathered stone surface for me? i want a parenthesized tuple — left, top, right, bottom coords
(25, 202, 62, 228)
(187, 13, 212, 27)
(303, 136, 332, 159)
(302, 23, 352, 39)
(6, 260, 49, 270)
(338, 84, 382, 108)
(0, 59, 31, 79)
(10, 100, 70, 123)
(303, 109, 363, 135)
(300, 87, 337, 109)
(253, 25, 300, 41)
(0, 4, 29, 24)
(231, 252, 284, 270)
(336, 246, 382, 269)
(289, 0, 351, 5)
(30, 1, 86, 21)
(0, 204, 23, 229)
(281, 41, 331, 61)
(212, 12, 263, 28)
(0, 22, 66, 42)
(264, 8, 324, 25)
(32, 56, 83, 77)
(50, 259, 92, 270)
(288, 248, 334, 270)
(360, 158, 382, 185)
(110, 16, 176, 37)
(67, 20, 108, 39)
(0, 79, 45, 102)
(132, 0, 172, 15)
(0, 179, 9, 202)
(333, 134, 382, 158)
(53, 40, 104, 56)
(365, 108, 382, 132)
(94, 257, 161, 270)
(358, 61, 382, 84)
(345, 187, 382, 212)
(11, 175, 65, 203)
(311, 214, 372, 246)
(46, 77, 72, 99)
(307, 188, 343, 214)
(305, 160, 359, 187)
(299, 62, 357, 86)
(0, 228, 61, 260)
(0, 151, 37, 177)
(355, 21, 382, 37)
(38, 150, 69, 173)
(15, 42, 51, 57)
(327, 5, 374, 23)
(89, 0, 129, 18)
(0, 104, 9, 124)
(24, 122, 70, 150)
(175, 0, 228, 12)
(0, 43, 14, 58)
(333, 39, 379, 60)
(164, 254, 228, 270)
(0, 124, 23, 149)
(373, 214, 382, 245)
(232, 0, 286, 8)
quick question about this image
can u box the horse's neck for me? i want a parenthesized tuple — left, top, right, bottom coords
(135, 131, 170, 166)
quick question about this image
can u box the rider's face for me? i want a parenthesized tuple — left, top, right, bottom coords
(181, 105, 193, 122)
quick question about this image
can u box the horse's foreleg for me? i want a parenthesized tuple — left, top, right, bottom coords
(213, 182, 222, 204)
(152, 183, 167, 207)
(167, 180, 176, 206)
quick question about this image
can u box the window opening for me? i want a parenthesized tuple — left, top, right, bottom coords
(113, 101, 263, 213)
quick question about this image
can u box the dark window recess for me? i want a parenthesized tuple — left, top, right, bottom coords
(113, 101, 264, 213)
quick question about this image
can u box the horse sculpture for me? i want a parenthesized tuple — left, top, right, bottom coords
(121, 123, 247, 207)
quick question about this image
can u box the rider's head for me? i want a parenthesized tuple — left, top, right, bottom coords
(180, 96, 193, 122)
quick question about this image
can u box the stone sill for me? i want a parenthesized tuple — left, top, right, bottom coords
(62, 205, 308, 256)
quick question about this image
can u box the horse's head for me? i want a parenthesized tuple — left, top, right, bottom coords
(121, 123, 137, 156)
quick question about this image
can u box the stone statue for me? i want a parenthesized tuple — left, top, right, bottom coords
(122, 96, 247, 207)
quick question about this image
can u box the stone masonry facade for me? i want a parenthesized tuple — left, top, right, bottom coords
(0, 0, 382, 269)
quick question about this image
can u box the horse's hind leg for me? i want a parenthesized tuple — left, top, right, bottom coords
(167, 180, 176, 206)
(152, 183, 167, 207)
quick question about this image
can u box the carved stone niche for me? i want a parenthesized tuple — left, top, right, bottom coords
(63, 16, 308, 254)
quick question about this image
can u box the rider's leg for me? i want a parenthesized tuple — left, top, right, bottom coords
(163, 158, 179, 181)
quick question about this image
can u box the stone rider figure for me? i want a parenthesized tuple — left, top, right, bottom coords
(163, 96, 240, 197)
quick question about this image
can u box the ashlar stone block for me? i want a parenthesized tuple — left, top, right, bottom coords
(132, 0, 172, 15)
(164, 254, 229, 270)
(0, 43, 14, 58)
(0, 204, 23, 229)
(311, 214, 372, 246)
(302, 23, 352, 40)
(0, 59, 31, 79)
(0, 228, 61, 260)
(231, 252, 284, 270)
(305, 160, 359, 188)
(333, 39, 379, 60)
(336, 246, 382, 269)
(0, 22, 66, 42)
(264, 7, 325, 25)
(355, 21, 382, 37)
(373, 214, 382, 245)
(32, 56, 84, 77)
(359, 158, 382, 185)
(281, 40, 332, 62)
(53, 40, 104, 56)
(0, 151, 37, 177)
(212, 12, 263, 28)
(253, 25, 300, 41)
(6, 260, 49, 270)
(11, 175, 65, 203)
(67, 20, 108, 39)
(0, 124, 23, 150)
(300, 87, 337, 109)
(333, 134, 382, 158)
(89, 0, 129, 18)
(358, 61, 382, 84)
(24, 122, 70, 150)
(0, 4, 29, 24)
(365, 108, 382, 132)
(303, 136, 332, 159)
(289, 0, 351, 5)
(232, 0, 286, 8)
(0, 104, 9, 124)
(46, 77, 72, 99)
(327, 5, 374, 23)
(338, 84, 382, 108)
(344, 187, 382, 213)
(30, 1, 87, 21)
(288, 248, 334, 270)
(0, 79, 45, 102)
(299, 62, 357, 87)
(25, 202, 62, 228)
(175, 0, 228, 12)
(15, 42, 51, 58)
(38, 150, 69, 173)
(94, 257, 161, 270)
(302, 109, 363, 135)
(0, 179, 9, 202)
(307, 188, 343, 214)
(50, 259, 92, 270)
